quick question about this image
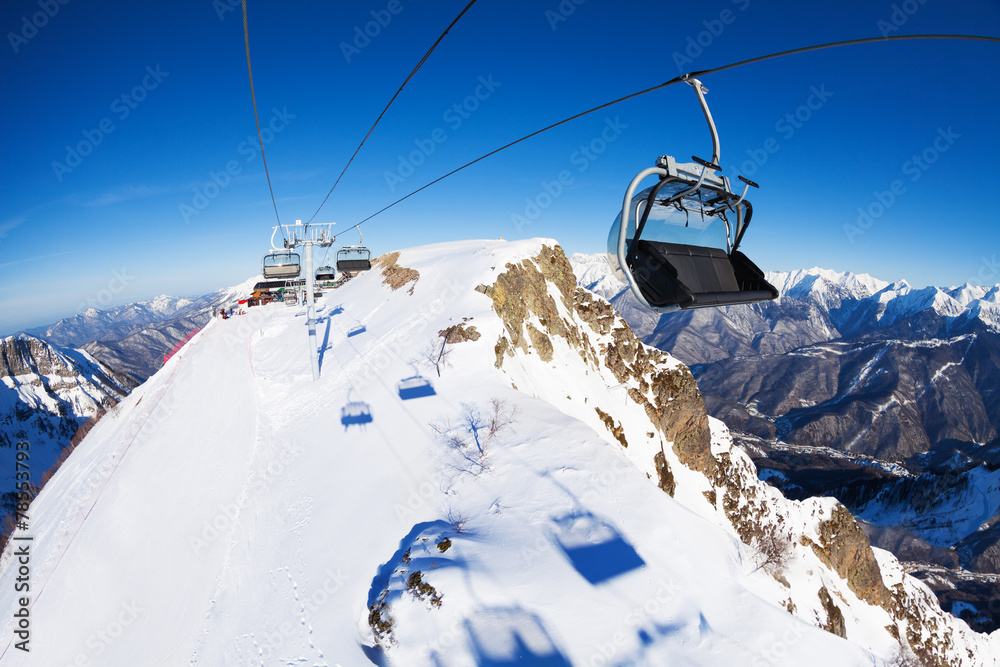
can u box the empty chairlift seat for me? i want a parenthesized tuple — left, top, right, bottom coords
(336, 246, 371, 272)
(630, 241, 776, 309)
(608, 78, 778, 313)
(262, 251, 301, 280)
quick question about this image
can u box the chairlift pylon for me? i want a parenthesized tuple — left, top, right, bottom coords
(337, 227, 372, 272)
(608, 78, 777, 313)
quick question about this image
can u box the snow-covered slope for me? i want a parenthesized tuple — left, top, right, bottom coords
(0, 240, 995, 665)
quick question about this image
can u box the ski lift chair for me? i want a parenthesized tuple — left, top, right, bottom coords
(262, 251, 302, 280)
(336, 228, 372, 272)
(316, 265, 336, 282)
(608, 78, 777, 313)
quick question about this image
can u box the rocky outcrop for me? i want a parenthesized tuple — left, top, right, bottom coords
(483, 245, 994, 666)
(481, 246, 710, 474)
(374, 251, 420, 293)
(808, 504, 892, 608)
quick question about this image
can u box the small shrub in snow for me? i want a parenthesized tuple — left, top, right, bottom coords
(406, 571, 442, 607)
(887, 641, 924, 667)
(430, 398, 517, 476)
(753, 525, 793, 574)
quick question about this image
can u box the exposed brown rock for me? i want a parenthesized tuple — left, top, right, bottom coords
(438, 323, 480, 343)
(526, 323, 554, 362)
(595, 407, 628, 448)
(809, 504, 892, 609)
(373, 251, 419, 293)
(818, 586, 847, 638)
(653, 450, 676, 496)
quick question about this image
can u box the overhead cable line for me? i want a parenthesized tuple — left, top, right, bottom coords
(306, 0, 480, 224)
(242, 0, 285, 241)
(352, 33, 1000, 227)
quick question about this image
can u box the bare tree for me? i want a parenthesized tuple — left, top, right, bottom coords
(430, 398, 518, 477)
(887, 640, 924, 667)
(752, 525, 793, 574)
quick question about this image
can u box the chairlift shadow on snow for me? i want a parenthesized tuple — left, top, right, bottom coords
(397, 375, 435, 400)
(329, 304, 344, 316)
(348, 324, 367, 337)
(550, 510, 645, 585)
(439, 607, 570, 666)
(341, 401, 373, 430)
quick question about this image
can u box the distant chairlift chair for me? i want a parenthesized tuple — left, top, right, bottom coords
(607, 78, 778, 313)
(336, 229, 372, 272)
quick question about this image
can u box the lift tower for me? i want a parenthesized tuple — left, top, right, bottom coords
(270, 220, 335, 381)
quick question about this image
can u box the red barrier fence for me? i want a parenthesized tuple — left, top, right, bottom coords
(163, 328, 202, 365)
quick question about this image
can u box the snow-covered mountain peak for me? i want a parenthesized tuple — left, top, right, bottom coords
(767, 267, 890, 302)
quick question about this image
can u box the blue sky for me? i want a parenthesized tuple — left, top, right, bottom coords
(1, 0, 999, 334)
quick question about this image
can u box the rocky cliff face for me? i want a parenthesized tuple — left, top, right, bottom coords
(485, 246, 997, 666)
(0, 335, 134, 532)
(571, 254, 1000, 631)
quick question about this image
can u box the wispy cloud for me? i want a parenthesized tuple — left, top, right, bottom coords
(279, 168, 324, 182)
(0, 216, 26, 245)
(0, 250, 74, 269)
(82, 185, 172, 207)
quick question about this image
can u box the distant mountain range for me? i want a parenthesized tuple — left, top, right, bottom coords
(25, 277, 260, 383)
(571, 253, 1000, 631)
(0, 278, 260, 550)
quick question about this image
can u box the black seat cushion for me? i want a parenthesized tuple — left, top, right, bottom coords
(630, 240, 777, 309)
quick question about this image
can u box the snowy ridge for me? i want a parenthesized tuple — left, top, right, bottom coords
(0, 240, 995, 665)
(766, 267, 891, 302)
